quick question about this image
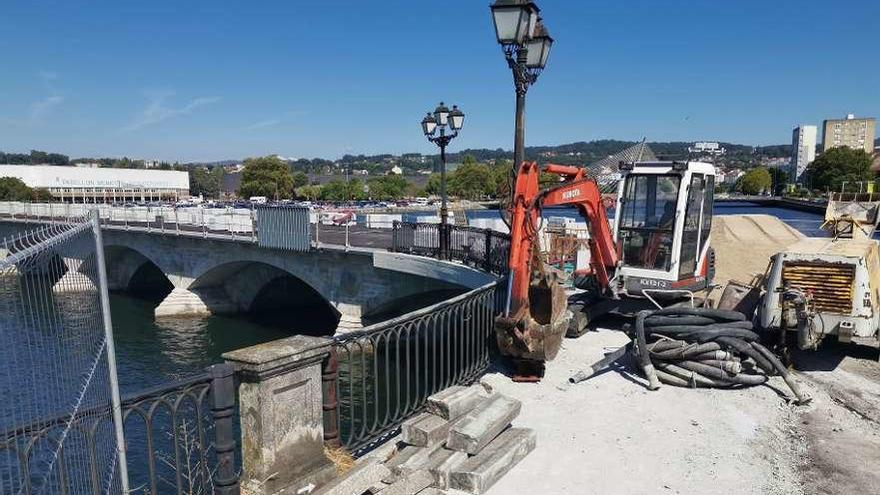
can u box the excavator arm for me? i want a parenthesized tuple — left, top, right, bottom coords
(497, 162, 621, 376)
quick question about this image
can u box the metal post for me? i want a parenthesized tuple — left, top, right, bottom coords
(209, 363, 240, 495)
(484, 228, 493, 272)
(90, 210, 130, 494)
(439, 137, 449, 260)
(512, 46, 528, 174)
(321, 348, 340, 448)
(250, 205, 256, 243)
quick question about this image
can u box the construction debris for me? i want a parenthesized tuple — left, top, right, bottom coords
(318, 385, 534, 495)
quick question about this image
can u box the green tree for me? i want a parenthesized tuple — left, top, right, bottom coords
(239, 156, 295, 200)
(291, 171, 309, 189)
(189, 166, 224, 198)
(804, 147, 874, 192)
(767, 167, 789, 195)
(449, 161, 494, 200)
(425, 173, 442, 196)
(0, 177, 48, 201)
(296, 184, 322, 201)
(319, 179, 366, 201)
(367, 175, 408, 200)
(738, 167, 772, 195)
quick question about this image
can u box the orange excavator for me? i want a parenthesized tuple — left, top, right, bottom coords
(495, 160, 717, 379)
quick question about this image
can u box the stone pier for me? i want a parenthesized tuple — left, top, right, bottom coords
(223, 335, 338, 495)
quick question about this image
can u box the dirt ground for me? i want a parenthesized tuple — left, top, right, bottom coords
(482, 329, 880, 495)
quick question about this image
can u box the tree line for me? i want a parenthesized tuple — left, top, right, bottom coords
(728, 147, 876, 195)
(236, 155, 535, 202)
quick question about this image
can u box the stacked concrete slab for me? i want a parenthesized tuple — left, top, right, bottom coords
(314, 384, 535, 495)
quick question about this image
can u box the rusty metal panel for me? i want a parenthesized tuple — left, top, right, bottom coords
(782, 261, 855, 314)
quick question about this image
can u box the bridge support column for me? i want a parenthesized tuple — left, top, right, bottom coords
(52, 259, 97, 293)
(154, 287, 237, 318)
(223, 335, 337, 495)
(336, 314, 363, 332)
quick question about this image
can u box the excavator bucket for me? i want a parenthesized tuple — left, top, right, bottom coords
(495, 257, 571, 376)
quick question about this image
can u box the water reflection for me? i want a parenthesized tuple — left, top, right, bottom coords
(110, 293, 289, 393)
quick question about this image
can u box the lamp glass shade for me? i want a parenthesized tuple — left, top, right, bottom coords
(449, 106, 465, 131)
(525, 24, 553, 69)
(434, 103, 450, 127)
(421, 114, 437, 136)
(490, 4, 530, 44)
(527, 8, 539, 38)
(539, 36, 553, 67)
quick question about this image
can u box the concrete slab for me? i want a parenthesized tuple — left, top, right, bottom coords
(426, 448, 468, 490)
(401, 412, 451, 447)
(426, 385, 488, 421)
(311, 461, 391, 495)
(449, 428, 536, 494)
(383, 444, 443, 483)
(446, 395, 521, 454)
(380, 469, 433, 495)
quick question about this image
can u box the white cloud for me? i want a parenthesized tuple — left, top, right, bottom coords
(24, 71, 64, 123)
(29, 95, 64, 122)
(243, 119, 281, 131)
(122, 91, 221, 132)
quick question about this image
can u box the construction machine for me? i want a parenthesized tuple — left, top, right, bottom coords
(495, 160, 717, 377)
(757, 193, 880, 355)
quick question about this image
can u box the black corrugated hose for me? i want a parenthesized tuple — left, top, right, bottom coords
(571, 307, 809, 404)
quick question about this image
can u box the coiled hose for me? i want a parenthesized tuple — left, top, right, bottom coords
(571, 307, 809, 403)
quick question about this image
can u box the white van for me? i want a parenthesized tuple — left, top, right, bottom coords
(249, 196, 268, 204)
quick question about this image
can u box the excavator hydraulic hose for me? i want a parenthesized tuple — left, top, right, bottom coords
(570, 307, 810, 404)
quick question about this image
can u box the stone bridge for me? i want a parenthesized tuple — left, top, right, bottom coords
(0, 221, 495, 333)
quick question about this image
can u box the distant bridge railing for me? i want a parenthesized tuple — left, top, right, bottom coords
(0, 203, 514, 270)
(323, 280, 503, 453)
(391, 221, 510, 276)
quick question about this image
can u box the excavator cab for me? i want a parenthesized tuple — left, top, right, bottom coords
(613, 161, 716, 298)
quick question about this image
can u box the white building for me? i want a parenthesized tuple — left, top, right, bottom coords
(790, 125, 817, 182)
(0, 165, 189, 203)
(688, 142, 726, 155)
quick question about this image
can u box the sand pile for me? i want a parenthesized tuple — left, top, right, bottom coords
(710, 214, 804, 288)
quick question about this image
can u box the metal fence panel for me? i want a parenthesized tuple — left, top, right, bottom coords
(0, 217, 128, 494)
(327, 281, 501, 453)
(392, 222, 510, 276)
(255, 206, 311, 252)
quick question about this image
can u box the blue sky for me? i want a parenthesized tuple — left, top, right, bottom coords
(1, 0, 877, 162)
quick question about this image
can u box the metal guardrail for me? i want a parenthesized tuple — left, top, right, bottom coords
(391, 221, 510, 276)
(0, 364, 239, 495)
(323, 281, 502, 453)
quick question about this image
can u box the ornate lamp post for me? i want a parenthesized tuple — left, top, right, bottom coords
(421, 102, 465, 259)
(490, 0, 553, 174)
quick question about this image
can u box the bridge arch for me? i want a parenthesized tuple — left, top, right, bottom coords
(103, 244, 174, 298)
(155, 260, 341, 335)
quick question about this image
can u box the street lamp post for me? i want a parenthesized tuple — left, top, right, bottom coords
(421, 102, 465, 260)
(490, 0, 553, 175)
